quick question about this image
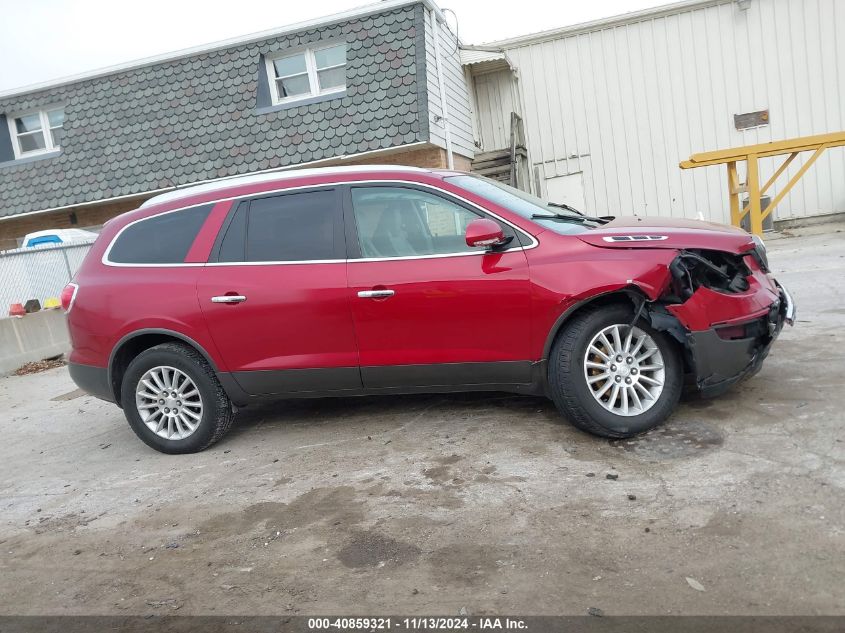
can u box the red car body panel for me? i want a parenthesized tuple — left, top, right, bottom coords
(65, 166, 791, 407)
(68, 266, 216, 368)
(522, 234, 678, 358)
(185, 200, 234, 263)
(603, 215, 753, 233)
(348, 250, 532, 369)
(197, 262, 358, 374)
(577, 221, 756, 254)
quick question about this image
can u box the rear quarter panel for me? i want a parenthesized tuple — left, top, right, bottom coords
(66, 207, 225, 370)
(66, 265, 223, 370)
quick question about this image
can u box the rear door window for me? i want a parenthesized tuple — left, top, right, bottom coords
(212, 190, 342, 263)
(108, 204, 213, 264)
(247, 190, 338, 262)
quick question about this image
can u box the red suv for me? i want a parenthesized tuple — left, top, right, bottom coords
(63, 166, 794, 453)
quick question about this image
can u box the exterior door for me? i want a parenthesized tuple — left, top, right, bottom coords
(545, 172, 586, 211)
(345, 185, 532, 389)
(198, 187, 360, 395)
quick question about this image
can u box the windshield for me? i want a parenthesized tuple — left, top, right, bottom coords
(445, 174, 598, 235)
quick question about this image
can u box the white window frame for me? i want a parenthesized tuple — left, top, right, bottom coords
(265, 43, 346, 106)
(6, 106, 64, 159)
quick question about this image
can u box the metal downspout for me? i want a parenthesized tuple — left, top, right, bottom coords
(429, 8, 454, 169)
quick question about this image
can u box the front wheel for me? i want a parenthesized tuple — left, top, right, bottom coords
(548, 304, 683, 438)
(121, 342, 235, 453)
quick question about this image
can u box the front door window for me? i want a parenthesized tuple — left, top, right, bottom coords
(351, 187, 482, 259)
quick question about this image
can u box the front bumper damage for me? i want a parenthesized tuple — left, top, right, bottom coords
(677, 283, 795, 397)
(638, 247, 795, 398)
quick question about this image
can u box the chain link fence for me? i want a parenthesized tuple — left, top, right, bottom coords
(0, 241, 95, 312)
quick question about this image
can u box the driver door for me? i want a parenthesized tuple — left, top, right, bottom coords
(345, 184, 533, 390)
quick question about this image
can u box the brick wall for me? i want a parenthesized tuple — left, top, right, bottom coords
(345, 145, 472, 170)
(0, 198, 146, 250)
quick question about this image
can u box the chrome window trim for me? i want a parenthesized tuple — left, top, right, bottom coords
(101, 203, 216, 267)
(103, 180, 539, 268)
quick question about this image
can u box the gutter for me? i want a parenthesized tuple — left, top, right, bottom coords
(475, 0, 732, 50)
(459, 45, 517, 72)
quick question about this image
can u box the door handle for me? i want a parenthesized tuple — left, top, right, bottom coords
(211, 295, 247, 304)
(357, 289, 395, 299)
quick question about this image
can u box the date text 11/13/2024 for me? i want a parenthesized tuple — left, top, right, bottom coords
(307, 617, 529, 630)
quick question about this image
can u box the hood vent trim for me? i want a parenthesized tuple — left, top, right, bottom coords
(602, 235, 669, 242)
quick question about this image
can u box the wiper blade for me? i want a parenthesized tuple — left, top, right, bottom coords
(548, 201, 584, 216)
(547, 202, 614, 224)
(531, 213, 588, 223)
(532, 212, 613, 225)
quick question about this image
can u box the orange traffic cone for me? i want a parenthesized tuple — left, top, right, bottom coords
(9, 303, 25, 317)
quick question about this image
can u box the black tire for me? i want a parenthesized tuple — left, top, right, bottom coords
(120, 342, 235, 454)
(548, 304, 682, 439)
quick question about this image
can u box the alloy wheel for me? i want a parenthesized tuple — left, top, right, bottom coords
(135, 366, 203, 440)
(583, 324, 666, 416)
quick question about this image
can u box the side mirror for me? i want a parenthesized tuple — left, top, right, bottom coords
(465, 218, 506, 248)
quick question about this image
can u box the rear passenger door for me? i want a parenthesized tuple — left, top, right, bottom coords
(197, 187, 361, 396)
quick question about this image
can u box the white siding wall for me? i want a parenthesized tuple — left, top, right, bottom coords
(499, 0, 845, 223)
(425, 11, 476, 159)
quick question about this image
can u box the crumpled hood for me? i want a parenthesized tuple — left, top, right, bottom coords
(577, 216, 755, 254)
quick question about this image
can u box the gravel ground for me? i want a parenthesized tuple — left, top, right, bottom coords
(0, 224, 843, 616)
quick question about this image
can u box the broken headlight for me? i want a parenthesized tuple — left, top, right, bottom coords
(668, 249, 751, 301)
(751, 234, 770, 272)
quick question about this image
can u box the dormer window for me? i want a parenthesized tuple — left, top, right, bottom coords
(265, 43, 346, 105)
(8, 107, 64, 158)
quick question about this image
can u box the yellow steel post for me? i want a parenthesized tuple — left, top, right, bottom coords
(747, 153, 763, 235)
(727, 161, 741, 227)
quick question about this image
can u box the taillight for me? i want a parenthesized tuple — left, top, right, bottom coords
(60, 283, 79, 312)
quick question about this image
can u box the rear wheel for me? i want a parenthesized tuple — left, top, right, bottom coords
(548, 304, 682, 438)
(120, 342, 235, 453)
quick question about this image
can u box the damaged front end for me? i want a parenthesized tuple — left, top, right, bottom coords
(641, 247, 795, 397)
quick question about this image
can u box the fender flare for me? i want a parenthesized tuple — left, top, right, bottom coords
(541, 288, 647, 360)
(108, 328, 221, 399)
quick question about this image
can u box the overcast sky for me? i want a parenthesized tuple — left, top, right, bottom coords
(0, 0, 670, 92)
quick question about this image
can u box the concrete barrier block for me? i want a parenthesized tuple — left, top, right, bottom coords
(0, 310, 70, 376)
